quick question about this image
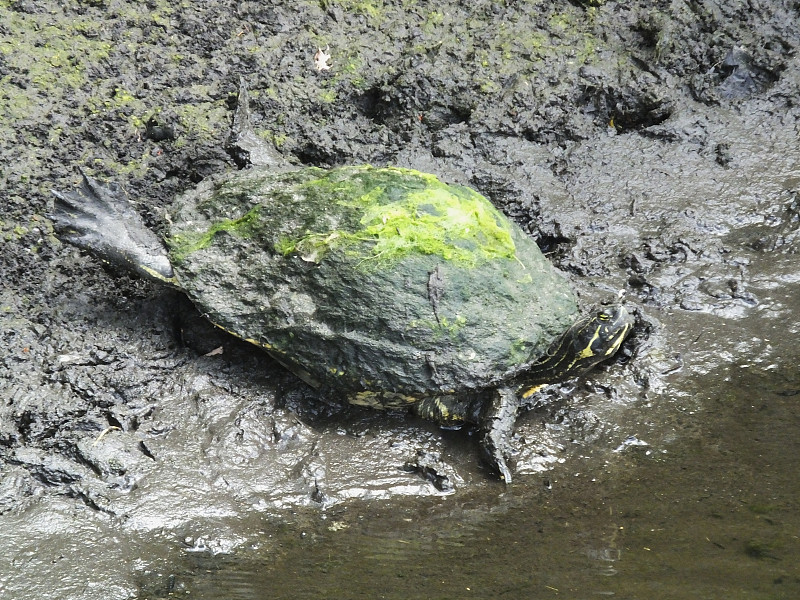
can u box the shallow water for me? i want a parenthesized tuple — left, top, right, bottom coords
(136, 356, 800, 599)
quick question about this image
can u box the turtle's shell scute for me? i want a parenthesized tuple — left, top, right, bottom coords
(167, 165, 578, 398)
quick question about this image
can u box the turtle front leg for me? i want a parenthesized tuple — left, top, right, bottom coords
(414, 390, 519, 483)
(478, 386, 519, 483)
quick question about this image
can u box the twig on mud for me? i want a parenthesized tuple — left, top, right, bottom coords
(92, 426, 121, 447)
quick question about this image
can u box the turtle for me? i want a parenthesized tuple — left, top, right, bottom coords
(51, 81, 634, 482)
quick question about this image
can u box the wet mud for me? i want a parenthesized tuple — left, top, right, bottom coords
(1, 0, 799, 597)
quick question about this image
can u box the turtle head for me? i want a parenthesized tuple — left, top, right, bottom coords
(565, 304, 634, 374)
(526, 304, 634, 385)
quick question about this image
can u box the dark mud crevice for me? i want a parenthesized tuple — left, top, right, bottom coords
(358, 75, 474, 134)
(576, 70, 674, 131)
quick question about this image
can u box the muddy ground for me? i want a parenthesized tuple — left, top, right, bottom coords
(1, 0, 799, 598)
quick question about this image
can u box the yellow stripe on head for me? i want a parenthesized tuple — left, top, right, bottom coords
(604, 323, 631, 356)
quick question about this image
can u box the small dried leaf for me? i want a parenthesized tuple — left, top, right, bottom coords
(314, 46, 332, 71)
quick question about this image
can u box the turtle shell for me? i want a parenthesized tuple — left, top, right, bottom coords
(166, 165, 578, 399)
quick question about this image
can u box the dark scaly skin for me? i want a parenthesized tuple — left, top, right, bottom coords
(51, 172, 177, 285)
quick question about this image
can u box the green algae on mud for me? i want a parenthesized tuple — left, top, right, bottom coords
(168, 166, 519, 269)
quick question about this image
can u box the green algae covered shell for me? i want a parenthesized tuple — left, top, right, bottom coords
(167, 165, 578, 399)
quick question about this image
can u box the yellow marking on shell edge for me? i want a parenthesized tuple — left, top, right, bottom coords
(350, 390, 419, 408)
(522, 384, 546, 399)
(245, 337, 273, 349)
(140, 265, 179, 286)
(209, 321, 274, 350)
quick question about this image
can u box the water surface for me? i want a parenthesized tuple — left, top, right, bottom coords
(139, 359, 800, 599)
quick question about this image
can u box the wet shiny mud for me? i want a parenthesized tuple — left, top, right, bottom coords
(1, 0, 800, 598)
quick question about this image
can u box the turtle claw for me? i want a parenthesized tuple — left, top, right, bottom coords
(480, 437, 513, 484)
(479, 387, 519, 484)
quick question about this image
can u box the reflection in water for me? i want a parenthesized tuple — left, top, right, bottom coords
(586, 525, 622, 578)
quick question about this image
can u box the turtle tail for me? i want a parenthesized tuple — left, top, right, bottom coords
(51, 169, 177, 285)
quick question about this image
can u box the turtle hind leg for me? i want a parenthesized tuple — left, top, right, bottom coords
(413, 395, 483, 428)
(51, 172, 134, 252)
(51, 170, 176, 285)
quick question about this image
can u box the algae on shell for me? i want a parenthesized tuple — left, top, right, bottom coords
(167, 165, 579, 397)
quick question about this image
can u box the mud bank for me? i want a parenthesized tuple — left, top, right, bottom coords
(1, 0, 799, 597)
